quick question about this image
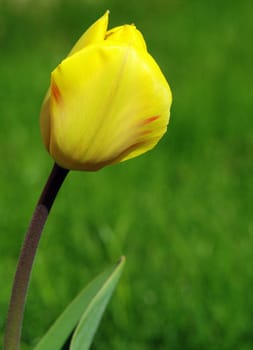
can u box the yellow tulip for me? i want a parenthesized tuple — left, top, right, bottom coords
(40, 11, 172, 171)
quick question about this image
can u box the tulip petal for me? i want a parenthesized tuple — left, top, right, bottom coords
(40, 96, 51, 149)
(48, 43, 171, 171)
(68, 11, 109, 56)
(105, 25, 147, 52)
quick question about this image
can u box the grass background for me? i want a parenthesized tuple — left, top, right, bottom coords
(0, 0, 253, 349)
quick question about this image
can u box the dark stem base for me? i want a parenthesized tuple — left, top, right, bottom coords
(3, 163, 69, 350)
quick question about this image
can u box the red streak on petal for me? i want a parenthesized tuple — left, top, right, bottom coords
(51, 81, 62, 104)
(143, 115, 159, 125)
(141, 130, 152, 135)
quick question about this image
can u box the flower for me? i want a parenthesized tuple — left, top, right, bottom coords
(40, 11, 172, 171)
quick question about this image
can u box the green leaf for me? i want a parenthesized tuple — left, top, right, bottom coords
(70, 255, 125, 350)
(34, 256, 125, 350)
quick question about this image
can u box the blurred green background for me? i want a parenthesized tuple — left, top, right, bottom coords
(0, 0, 252, 349)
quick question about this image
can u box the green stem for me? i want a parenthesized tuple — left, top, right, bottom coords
(3, 163, 69, 350)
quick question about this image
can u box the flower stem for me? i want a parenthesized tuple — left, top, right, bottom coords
(3, 163, 69, 350)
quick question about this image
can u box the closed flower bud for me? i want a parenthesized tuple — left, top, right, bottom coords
(40, 11, 172, 171)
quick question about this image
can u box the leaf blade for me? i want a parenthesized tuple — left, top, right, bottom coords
(70, 256, 125, 350)
(34, 257, 125, 350)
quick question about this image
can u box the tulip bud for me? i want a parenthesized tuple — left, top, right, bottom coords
(40, 11, 172, 171)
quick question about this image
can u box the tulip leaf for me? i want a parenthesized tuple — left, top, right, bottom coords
(69, 256, 125, 350)
(34, 257, 125, 350)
